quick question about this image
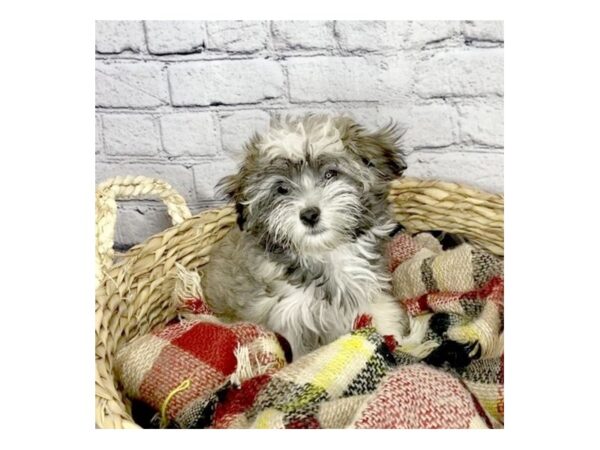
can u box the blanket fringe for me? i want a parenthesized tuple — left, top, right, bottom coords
(230, 339, 282, 387)
(174, 262, 204, 302)
(172, 263, 217, 322)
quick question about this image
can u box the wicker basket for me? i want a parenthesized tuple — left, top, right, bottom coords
(95, 175, 504, 429)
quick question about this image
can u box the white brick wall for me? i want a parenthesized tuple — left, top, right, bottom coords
(95, 20, 503, 246)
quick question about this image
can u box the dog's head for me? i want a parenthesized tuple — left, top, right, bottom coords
(217, 114, 406, 254)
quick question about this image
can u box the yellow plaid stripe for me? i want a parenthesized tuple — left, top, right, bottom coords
(276, 333, 377, 414)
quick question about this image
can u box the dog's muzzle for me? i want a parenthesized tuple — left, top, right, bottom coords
(299, 207, 320, 227)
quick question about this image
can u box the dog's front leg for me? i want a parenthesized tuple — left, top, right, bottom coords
(266, 322, 313, 361)
(264, 289, 318, 361)
(362, 292, 409, 343)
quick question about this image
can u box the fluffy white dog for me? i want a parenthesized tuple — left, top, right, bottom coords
(202, 114, 409, 358)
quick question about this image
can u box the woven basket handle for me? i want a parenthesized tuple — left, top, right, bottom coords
(95, 176, 192, 288)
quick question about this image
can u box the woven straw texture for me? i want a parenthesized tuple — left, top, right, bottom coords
(95, 175, 503, 429)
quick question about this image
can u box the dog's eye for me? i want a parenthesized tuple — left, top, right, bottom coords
(277, 185, 289, 195)
(324, 169, 338, 180)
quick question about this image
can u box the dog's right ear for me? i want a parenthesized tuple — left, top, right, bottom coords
(216, 173, 246, 230)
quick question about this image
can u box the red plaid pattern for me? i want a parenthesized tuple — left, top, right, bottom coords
(115, 231, 504, 429)
(115, 295, 286, 428)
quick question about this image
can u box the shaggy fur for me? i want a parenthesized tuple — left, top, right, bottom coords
(202, 114, 409, 358)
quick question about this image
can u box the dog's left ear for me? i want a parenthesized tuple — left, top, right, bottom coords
(367, 121, 408, 180)
(216, 172, 246, 230)
(342, 119, 407, 181)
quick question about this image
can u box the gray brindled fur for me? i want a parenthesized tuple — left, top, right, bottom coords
(201, 114, 409, 358)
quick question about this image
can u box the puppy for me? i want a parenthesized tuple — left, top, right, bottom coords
(202, 114, 409, 359)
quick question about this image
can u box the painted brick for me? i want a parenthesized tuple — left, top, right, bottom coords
(169, 59, 284, 106)
(287, 55, 412, 102)
(145, 21, 205, 54)
(219, 110, 271, 157)
(95, 20, 145, 53)
(378, 103, 459, 150)
(335, 21, 409, 51)
(329, 107, 381, 130)
(95, 61, 168, 108)
(408, 21, 461, 49)
(347, 108, 382, 129)
(103, 114, 159, 156)
(377, 55, 415, 100)
(206, 21, 267, 53)
(95, 115, 103, 154)
(463, 21, 503, 42)
(96, 163, 195, 200)
(160, 112, 219, 157)
(457, 100, 504, 147)
(415, 49, 504, 97)
(194, 160, 238, 201)
(272, 21, 335, 50)
(115, 204, 176, 246)
(404, 151, 503, 193)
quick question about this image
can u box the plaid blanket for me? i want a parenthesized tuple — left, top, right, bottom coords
(115, 231, 504, 429)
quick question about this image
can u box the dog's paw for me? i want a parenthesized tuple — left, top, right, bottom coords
(423, 339, 481, 370)
(429, 312, 452, 337)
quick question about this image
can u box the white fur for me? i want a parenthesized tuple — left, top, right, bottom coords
(259, 117, 346, 162)
(202, 114, 409, 359)
(205, 223, 408, 358)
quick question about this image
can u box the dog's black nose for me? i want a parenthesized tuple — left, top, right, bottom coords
(300, 207, 320, 227)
